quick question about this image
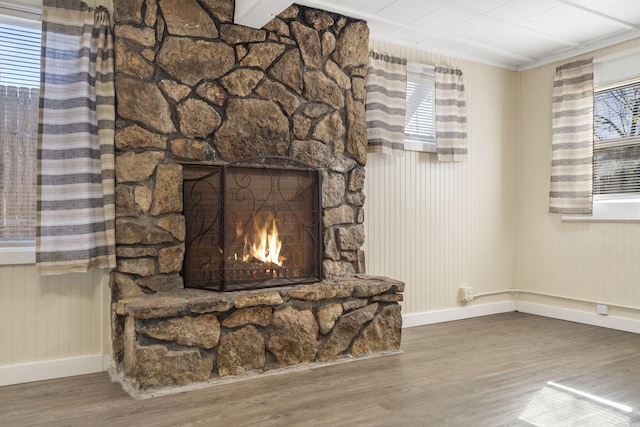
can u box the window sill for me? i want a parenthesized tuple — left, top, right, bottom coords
(403, 141, 437, 153)
(562, 198, 640, 222)
(0, 240, 36, 265)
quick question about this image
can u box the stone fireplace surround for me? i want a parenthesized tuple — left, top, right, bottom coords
(111, 0, 403, 395)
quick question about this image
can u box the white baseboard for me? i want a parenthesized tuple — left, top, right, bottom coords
(0, 354, 109, 387)
(402, 300, 640, 335)
(402, 301, 516, 328)
(516, 301, 640, 334)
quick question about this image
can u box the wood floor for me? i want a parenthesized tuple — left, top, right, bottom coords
(2, 312, 640, 426)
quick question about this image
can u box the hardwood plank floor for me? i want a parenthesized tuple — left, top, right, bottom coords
(2, 312, 640, 426)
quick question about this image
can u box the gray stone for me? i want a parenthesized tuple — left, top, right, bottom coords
(116, 246, 156, 258)
(234, 291, 283, 308)
(111, 271, 145, 299)
(303, 71, 344, 110)
(255, 80, 301, 116)
(287, 283, 352, 301)
(115, 150, 164, 183)
(115, 185, 140, 217)
(325, 60, 351, 89)
(177, 99, 221, 138)
(222, 307, 273, 328)
(116, 79, 175, 134)
(293, 115, 312, 139)
(263, 18, 289, 37)
(133, 344, 213, 388)
(219, 24, 266, 44)
(158, 0, 218, 38)
(267, 306, 318, 365)
(115, 25, 155, 46)
(196, 82, 227, 107)
(322, 172, 346, 208)
(153, 214, 186, 241)
(333, 21, 369, 68)
(137, 274, 184, 292)
(317, 303, 343, 335)
(346, 92, 367, 165)
(220, 69, 264, 97)
(150, 163, 183, 216)
(240, 43, 286, 69)
(135, 185, 153, 213)
(170, 139, 217, 161)
(323, 229, 340, 261)
(214, 99, 289, 162)
(269, 49, 303, 94)
(200, 0, 234, 23)
(115, 39, 154, 80)
(329, 156, 357, 173)
(350, 304, 402, 356)
(338, 224, 365, 251)
(353, 282, 392, 297)
(158, 37, 235, 86)
(346, 191, 366, 206)
(323, 260, 356, 277)
(291, 22, 321, 69)
(114, 0, 143, 24)
(115, 218, 174, 245)
(117, 258, 155, 276)
(116, 124, 167, 150)
(217, 325, 265, 376)
(302, 103, 330, 118)
(159, 80, 192, 102)
(348, 167, 365, 191)
(317, 303, 377, 361)
(138, 314, 220, 349)
(303, 9, 334, 30)
(321, 31, 336, 57)
(291, 140, 332, 169)
(342, 298, 368, 311)
(312, 111, 345, 144)
(158, 244, 185, 274)
(324, 205, 354, 227)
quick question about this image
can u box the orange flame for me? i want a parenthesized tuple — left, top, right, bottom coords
(242, 218, 283, 266)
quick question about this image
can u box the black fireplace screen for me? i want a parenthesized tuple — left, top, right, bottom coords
(183, 157, 322, 291)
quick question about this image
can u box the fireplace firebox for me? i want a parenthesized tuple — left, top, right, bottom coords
(183, 157, 323, 291)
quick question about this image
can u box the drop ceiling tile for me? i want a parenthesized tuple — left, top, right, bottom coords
(449, 0, 513, 13)
(600, 0, 640, 23)
(409, 6, 475, 33)
(442, 15, 506, 39)
(332, 0, 398, 13)
(564, 0, 627, 12)
(489, 0, 557, 22)
(375, 0, 442, 24)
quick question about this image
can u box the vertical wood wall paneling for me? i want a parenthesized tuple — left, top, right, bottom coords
(364, 39, 518, 315)
(0, 265, 109, 366)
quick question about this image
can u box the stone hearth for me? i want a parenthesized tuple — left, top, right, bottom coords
(110, 0, 403, 394)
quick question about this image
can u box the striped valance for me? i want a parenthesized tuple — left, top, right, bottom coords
(435, 65, 467, 161)
(366, 51, 407, 156)
(37, 0, 116, 274)
(549, 58, 594, 215)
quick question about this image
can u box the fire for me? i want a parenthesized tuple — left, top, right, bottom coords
(242, 218, 283, 266)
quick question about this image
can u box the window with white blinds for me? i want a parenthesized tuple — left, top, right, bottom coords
(593, 81, 640, 197)
(0, 9, 41, 241)
(404, 61, 436, 151)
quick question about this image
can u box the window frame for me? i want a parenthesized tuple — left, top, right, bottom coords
(0, 3, 40, 264)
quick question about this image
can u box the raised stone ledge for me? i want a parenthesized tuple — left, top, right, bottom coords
(114, 275, 403, 394)
(116, 275, 403, 319)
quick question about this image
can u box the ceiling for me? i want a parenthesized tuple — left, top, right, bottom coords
(235, 0, 640, 71)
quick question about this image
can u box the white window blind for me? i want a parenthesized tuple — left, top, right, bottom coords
(593, 81, 640, 197)
(404, 62, 435, 149)
(0, 14, 40, 240)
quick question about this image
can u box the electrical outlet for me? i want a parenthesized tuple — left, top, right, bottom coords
(459, 287, 474, 302)
(597, 304, 608, 315)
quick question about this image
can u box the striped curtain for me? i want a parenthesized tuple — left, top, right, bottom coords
(37, 0, 116, 275)
(366, 51, 407, 155)
(435, 65, 467, 161)
(549, 58, 594, 215)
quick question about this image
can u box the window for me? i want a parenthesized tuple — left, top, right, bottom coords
(593, 81, 640, 197)
(404, 61, 436, 152)
(0, 4, 41, 262)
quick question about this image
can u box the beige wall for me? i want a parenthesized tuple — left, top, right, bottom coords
(364, 39, 519, 314)
(515, 38, 640, 320)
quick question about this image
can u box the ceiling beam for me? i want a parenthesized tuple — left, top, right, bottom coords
(234, 0, 292, 29)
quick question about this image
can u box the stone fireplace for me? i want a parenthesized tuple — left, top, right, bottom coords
(110, 0, 403, 396)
